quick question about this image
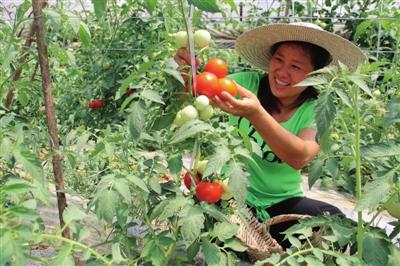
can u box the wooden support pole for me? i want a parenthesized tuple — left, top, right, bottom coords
(31, 0, 71, 241)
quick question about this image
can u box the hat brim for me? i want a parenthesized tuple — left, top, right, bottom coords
(235, 23, 367, 72)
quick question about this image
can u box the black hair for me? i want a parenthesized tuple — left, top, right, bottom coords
(258, 41, 332, 114)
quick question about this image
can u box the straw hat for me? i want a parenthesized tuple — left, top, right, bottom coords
(235, 22, 367, 72)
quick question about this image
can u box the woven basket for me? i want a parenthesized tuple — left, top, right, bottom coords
(227, 201, 326, 263)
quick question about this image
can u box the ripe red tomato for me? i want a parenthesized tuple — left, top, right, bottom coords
(195, 182, 223, 204)
(204, 58, 228, 78)
(195, 72, 219, 98)
(94, 99, 104, 108)
(126, 89, 133, 95)
(184, 171, 201, 189)
(88, 101, 96, 109)
(218, 77, 237, 98)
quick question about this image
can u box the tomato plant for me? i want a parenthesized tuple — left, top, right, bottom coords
(193, 29, 211, 48)
(184, 170, 202, 189)
(218, 77, 237, 98)
(195, 182, 223, 204)
(195, 72, 219, 98)
(204, 58, 228, 78)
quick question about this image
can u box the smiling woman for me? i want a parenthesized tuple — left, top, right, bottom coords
(173, 21, 367, 250)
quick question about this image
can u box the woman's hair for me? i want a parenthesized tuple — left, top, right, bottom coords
(259, 41, 332, 114)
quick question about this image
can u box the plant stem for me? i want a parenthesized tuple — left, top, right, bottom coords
(38, 233, 112, 265)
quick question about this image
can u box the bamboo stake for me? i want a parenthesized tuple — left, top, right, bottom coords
(31, 0, 71, 241)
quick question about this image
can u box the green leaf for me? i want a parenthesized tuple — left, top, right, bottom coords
(141, 239, 155, 258)
(362, 233, 390, 266)
(76, 132, 90, 153)
(51, 243, 75, 266)
(211, 221, 239, 241)
(99, 189, 119, 223)
(63, 204, 88, 224)
(141, 90, 164, 104)
(116, 203, 129, 228)
(167, 154, 183, 182)
(225, 161, 249, 208)
(0, 230, 14, 264)
(44, 10, 61, 31)
(148, 176, 161, 194)
(308, 158, 325, 189)
(160, 197, 192, 221)
(384, 98, 400, 125)
(0, 183, 35, 194)
(78, 228, 91, 242)
(387, 243, 400, 266)
(223, 238, 248, 252)
(354, 20, 372, 42)
(65, 47, 77, 68)
(179, 212, 205, 248)
(186, 241, 201, 261)
(151, 245, 166, 266)
(360, 141, 400, 158)
(314, 90, 336, 139)
(354, 179, 391, 212)
(2, 50, 18, 70)
(188, 0, 221, 13)
(304, 255, 325, 266)
(201, 237, 222, 265)
(113, 178, 131, 201)
(203, 145, 231, 177)
(65, 11, 80, 33)
(288, 235, 302, 249)
(168, 120, 213, 144)
(331, 222, 354, 247)
(200, 202, 229, 222)
(18, 91, 29, 106)
(325, 157, 338, 177)
(137, 61, 154, 73)
(117, 75, 140, 100)
(126, 174, 150, 193)
(91, 0, 107, 18)
(111, 243, 127, 264)
(295, 75, 330, 87)
(144, 0, 157, 14)
(313, 248, 324, 261)
(78, 22, 91, 47)
(223, 0, 238, 13)
(8, 206, 39, 221)
(336, 86, 354, 109)
(348, 74, 372, 97)
(128, 99, 146, 141)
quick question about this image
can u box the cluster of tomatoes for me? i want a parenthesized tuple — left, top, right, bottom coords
(184, 160, 233, 204)
(88, 99, 104, 109)
(192, 58, 237, 99)
(174, 95, 213, 126)
(175, 29, 211, 49)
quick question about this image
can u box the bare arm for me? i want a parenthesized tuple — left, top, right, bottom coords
(212, 85, 320, 170)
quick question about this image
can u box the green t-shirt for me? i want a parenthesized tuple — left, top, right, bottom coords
(228, 72, 317, 221)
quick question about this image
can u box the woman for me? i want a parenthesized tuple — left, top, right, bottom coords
(173, 22, 367, 248)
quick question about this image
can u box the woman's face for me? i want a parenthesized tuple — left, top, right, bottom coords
(268, 43, 315, 102)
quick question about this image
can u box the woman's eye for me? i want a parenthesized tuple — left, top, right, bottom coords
(293, 65, 300, 69)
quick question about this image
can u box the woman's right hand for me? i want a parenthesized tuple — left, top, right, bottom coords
(172, 48, 201, 85)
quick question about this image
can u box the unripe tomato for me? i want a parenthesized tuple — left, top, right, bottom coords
(102, 61, 111, 70)
(181, 106, 199, 122)
(204, 58, 228, 78)
(218, 77, 237, 98)
(331, 133, 340, 140)
(196, 182, 223, 204)
(386, 192, 400, 219)
(195, 72, 219, 98)
(174, 111, 185, 126)
(197, 160, 208, 175)
(184, 170, 201, 189)
(193, 29, 211, 48)
(175, 31, 189, 48)
(88, 101, 96, 109)
(94, 99, 104, 108)
(199, 105, 213, 120)
(220, 178, 234, 200)
(372, 89, 381, 97)
(194, 95, 210, 111)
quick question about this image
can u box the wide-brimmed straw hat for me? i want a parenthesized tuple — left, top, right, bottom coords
(235, 22, 367, 72)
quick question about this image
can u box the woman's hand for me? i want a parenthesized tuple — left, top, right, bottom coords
(211, 84, 263, 119)
(172, 48, 201, 85)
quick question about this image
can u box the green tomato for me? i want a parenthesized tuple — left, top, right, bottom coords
(148, 71, 156, 78)
(386, 192, 400, 219)
(198, 160, 208, 175)
(193, 29, 211, 48)
(174, 111, 185, 127)
(220, 178, 234, 200)
(102, 61, 111, 70)
(331, 133, 340, 140)
(175, 31, 189, 48)
(372, 89, 381, 97)
(199, 105, 213, 120)
(157, 76, 165, 82)
(181, 106, 199, 122)
(194, 95, 210, 111)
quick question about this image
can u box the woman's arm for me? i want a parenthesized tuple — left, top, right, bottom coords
(212, 85, 320, 170)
